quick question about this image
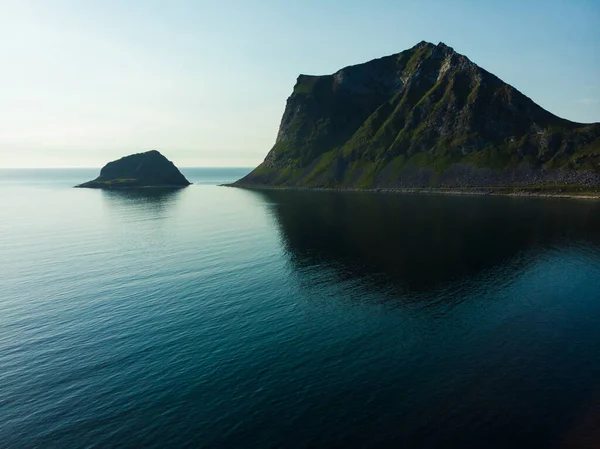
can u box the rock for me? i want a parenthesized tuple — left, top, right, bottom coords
(76, 150, 191, 188)
(231, 41, 600, 190)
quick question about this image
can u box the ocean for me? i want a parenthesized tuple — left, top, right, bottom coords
(1, 168, 600, 448)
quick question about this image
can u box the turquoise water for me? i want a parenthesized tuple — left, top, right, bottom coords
(2, 168, 600, 448)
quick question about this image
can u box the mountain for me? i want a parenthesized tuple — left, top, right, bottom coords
(232, 41, 600, 192)
(76, 150, 191, 188)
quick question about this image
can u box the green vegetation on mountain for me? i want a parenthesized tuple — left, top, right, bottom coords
(232, 41, 600, 191)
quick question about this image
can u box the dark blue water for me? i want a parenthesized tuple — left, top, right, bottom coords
(2, 168, 600, 448)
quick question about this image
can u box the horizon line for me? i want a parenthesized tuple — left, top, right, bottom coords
(0, 165, 256, 170)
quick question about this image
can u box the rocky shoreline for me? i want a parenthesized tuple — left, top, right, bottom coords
(224, 183, 600, 200)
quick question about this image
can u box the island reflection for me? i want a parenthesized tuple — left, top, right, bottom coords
(101, 187, 183, 203)
(257, 190, 600, 291)
(100, 188, 184, 218)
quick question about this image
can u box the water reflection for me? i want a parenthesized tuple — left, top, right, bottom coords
(257, 190, 600, 291)
(101, 188, 184, 217)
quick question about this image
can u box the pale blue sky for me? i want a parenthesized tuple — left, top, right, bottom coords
(1, 0, 598, 167)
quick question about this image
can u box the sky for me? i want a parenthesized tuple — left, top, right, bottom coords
(0, 0, 599, 168)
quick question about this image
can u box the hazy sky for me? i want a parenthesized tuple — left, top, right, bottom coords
(1, 0, 599, 168)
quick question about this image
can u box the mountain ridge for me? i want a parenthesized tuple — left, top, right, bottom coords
(232, 41, 600, 192)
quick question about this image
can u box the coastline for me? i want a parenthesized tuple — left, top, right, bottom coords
(74, 184, 191, 189)
(223, 183, 600, 200)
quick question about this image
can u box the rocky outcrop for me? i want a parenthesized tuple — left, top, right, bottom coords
(232, 41, 600, 191)
(76, 150, 190, 188)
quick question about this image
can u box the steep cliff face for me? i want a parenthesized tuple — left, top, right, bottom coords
(76, 150, 190, 188)
(234, 41, 600, 190)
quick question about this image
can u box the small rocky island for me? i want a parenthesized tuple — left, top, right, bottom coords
(76, 150, 191, 188)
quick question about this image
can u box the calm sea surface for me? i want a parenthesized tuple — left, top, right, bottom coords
(1, 168, 600, 448)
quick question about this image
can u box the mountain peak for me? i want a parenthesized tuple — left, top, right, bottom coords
(410, 40, 455, 53)
(414, 40, 433, 48)
(435, 41, 453, 50)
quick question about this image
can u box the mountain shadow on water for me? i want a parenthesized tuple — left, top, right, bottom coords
(255, 190, 600, 292)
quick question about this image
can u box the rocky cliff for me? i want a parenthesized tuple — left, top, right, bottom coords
(76, 150, 190, 188)
(233, 41, 600, 192)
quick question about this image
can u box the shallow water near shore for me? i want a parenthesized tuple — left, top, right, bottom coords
(2, 168, 600, 448)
